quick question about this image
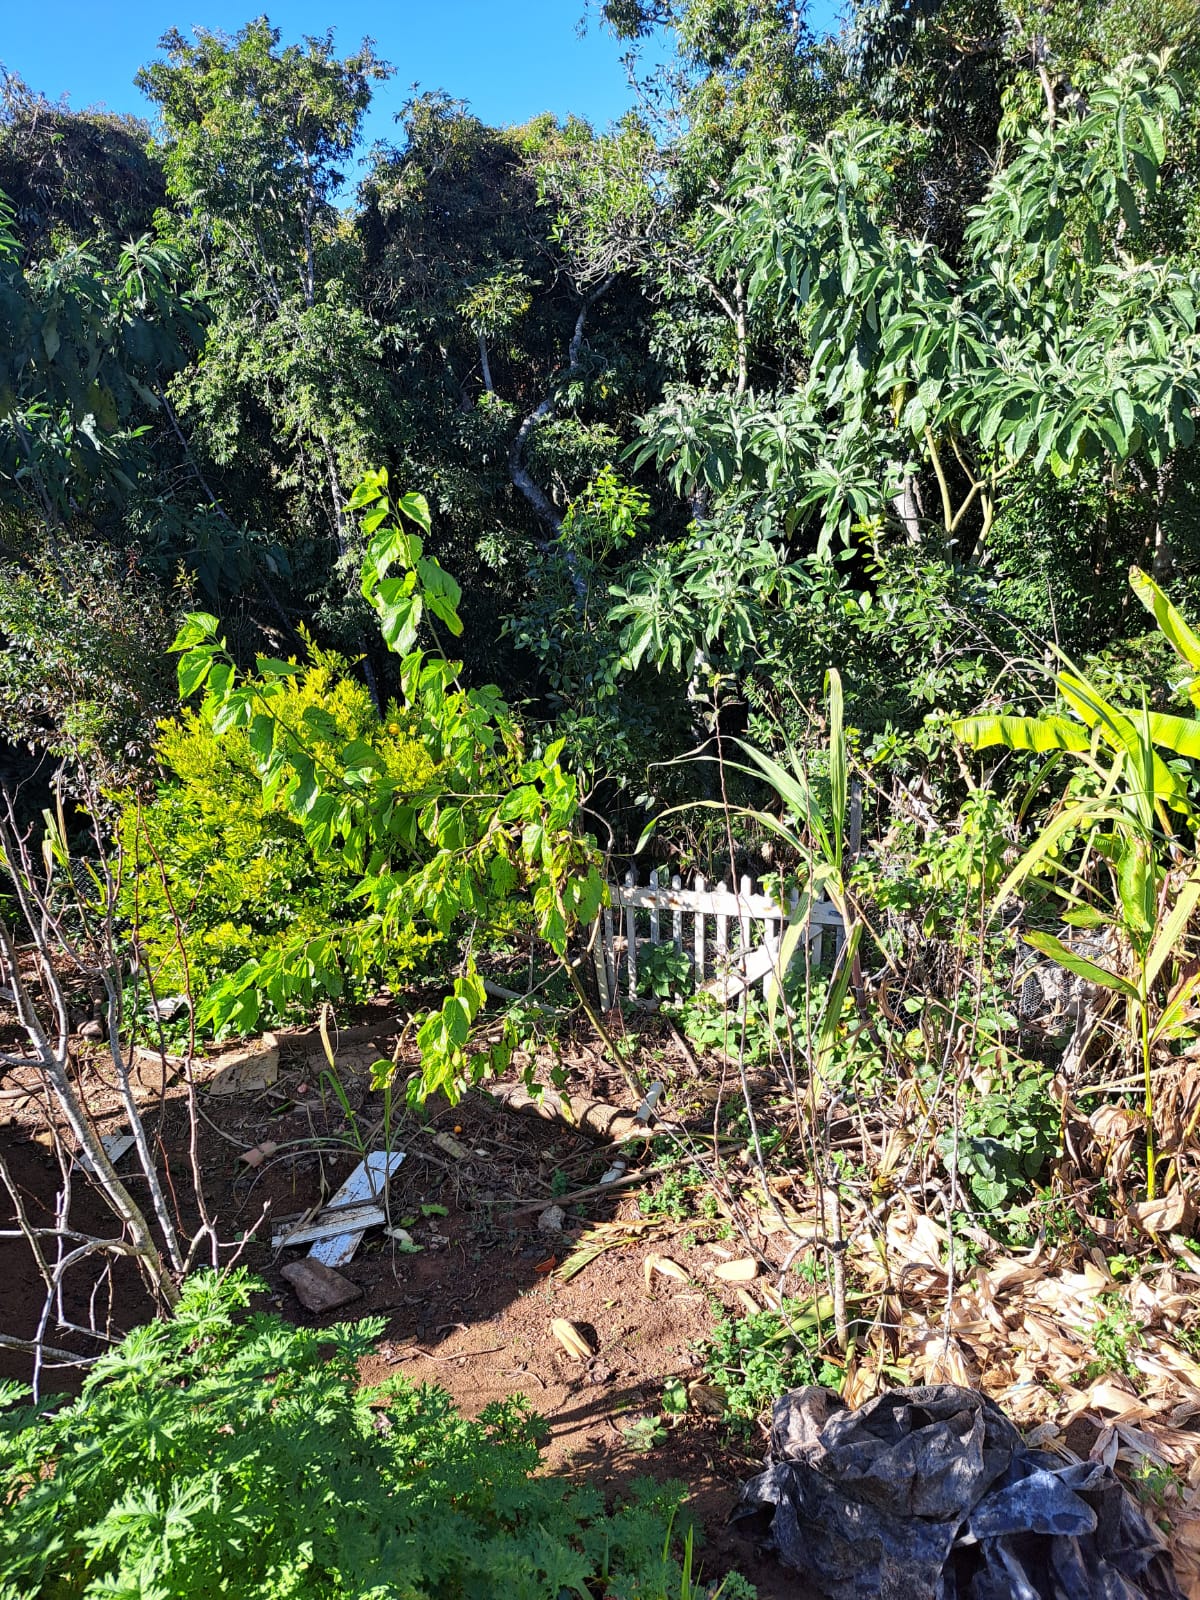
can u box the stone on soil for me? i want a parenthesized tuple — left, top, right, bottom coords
(281, 1259, 363, 1314)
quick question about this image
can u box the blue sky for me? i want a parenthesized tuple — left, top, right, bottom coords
(4, 3, 665, 150)
(2, 4, 843, 170)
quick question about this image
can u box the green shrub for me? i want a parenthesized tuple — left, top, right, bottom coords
(163, 478, 606, 1097)
(0, 1270, 693, 1599)
(940, 1066, 1060, 1214)
(118, 642, 441, 1029)
(0, 537, 181, 790)
(702, 1296, 845, 1427)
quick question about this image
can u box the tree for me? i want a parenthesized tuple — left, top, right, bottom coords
(0, 70, 166, 263)
(0, 194, 198, 549)
(137, 21, 393, 580)
(358, 96, 662, 691)
(622, 56, 1200, 672)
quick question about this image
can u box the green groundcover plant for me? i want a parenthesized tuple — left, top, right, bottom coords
(0, 1271, 698, 1599)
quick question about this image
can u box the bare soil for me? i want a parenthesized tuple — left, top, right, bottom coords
(0, 1004, 815, 1598)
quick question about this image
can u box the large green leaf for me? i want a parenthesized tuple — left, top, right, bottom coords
(1130, 565, 1200, 703)
(992, 796, 1129, 906)
(1116, 836, 1155, 939)
(1146, 711, 1200, 761)
(1054, 673, 1187, 813)
(729, 741, 835, 866)
(815, 923, 863, 1074)
(766, 889, 816, 1026)
(1022, 929, 1137, 998)
(953, 714, 1090, 754)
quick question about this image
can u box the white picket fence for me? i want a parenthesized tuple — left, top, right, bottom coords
(593, 867, 845, 1011)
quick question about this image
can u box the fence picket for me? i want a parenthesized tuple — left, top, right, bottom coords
(763, 915, 781, 1001)
(693, 873, 707, 982)
(594, 867, 844, 1012)
(624, 868, 638, 998)
(594, 919, 611, 1011)
(737, 874, 753, 959)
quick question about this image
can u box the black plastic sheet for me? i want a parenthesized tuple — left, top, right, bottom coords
(735, 1384, 1184, 1600)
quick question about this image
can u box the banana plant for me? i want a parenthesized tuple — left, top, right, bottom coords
(954, 567, 1200, 1199)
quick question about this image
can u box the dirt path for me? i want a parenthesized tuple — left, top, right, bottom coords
(0, 1008, 816, 1597)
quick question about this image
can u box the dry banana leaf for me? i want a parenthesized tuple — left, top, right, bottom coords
(643, 1252, 689, 1289)
(713, 1257, 759, 1282)
(554, 1219, 663, 1282)
(550, 1318, 593, 1360)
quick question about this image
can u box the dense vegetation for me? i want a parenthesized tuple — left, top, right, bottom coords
(4, 0, 1200, 1590)
(0, 1271, 703, 1599)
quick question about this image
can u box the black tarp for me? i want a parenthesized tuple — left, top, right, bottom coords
(735, 1384, 1184, 1600)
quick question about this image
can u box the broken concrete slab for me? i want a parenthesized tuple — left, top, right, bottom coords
(203, 1032, 279, 1097)
(280, 1259, 363, 1314)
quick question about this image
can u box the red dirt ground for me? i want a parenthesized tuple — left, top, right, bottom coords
(0, 1005, 817, 1598)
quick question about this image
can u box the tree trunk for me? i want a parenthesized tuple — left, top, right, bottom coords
(507, 277, 613, 606)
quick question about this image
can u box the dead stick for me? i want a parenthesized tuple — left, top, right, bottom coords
(506, 1168, 655, 1212)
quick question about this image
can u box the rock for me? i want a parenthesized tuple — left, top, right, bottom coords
(204, 1032, 279, 1096)
(432, 1130, 470, 1160)
(78, 1019, 105, 1041)
(280, 1259, 363, 1314)
(538, 1204, 566, 1234)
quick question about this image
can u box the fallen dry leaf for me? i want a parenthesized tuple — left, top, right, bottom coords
(735, 1287, 761, 1317)
(687, 1380, 727, 1416)
(1128, 1190, 1193, 1238)
(238, 1140, 278, 1169)
(713, 1257, 758, 1282)
(643, 1252, 689, 1290)
(550, 1318, 593, 1361)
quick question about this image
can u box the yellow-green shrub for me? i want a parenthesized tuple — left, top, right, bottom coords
(119, 643, 440, 1027)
